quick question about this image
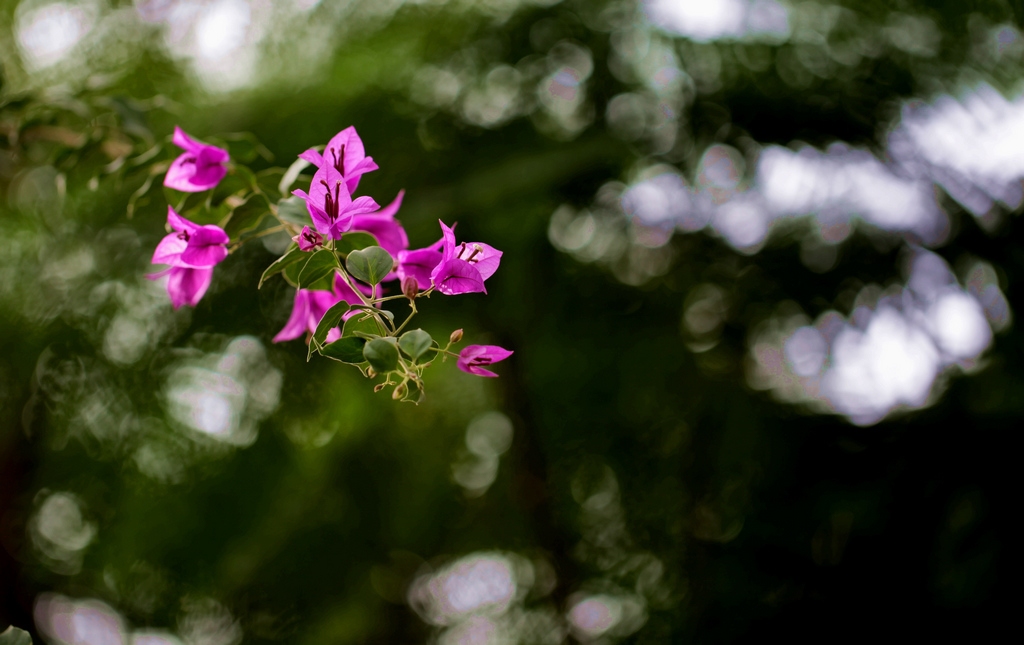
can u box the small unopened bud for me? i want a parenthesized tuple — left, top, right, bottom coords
(374, 383, 386, 392)
(449, 329, 463, 344)
(367, 367, 377, 379)
(402, 277, 418, 300)
(392, 383, 407, 400)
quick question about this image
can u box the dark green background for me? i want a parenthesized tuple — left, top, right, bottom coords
(1, 0, 1019, 642)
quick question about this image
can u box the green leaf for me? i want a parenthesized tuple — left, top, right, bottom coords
(170, 190, 219, 223)
(0, 626, 33, 645)
(320, 337, 367, 364)
(276, 196, 310, 226)
(259, 246, 305, 288)
(255, 168, 286, 201)
(336, 232, 379, 255)
(363, 338, 399, 373)
(345, 246, 394, 286)
(223, 133, 272, 164)
(232, 164, 259, 192)
(207, 172, 250, 206)
(298, 249, 339, 291)
(278, 157, 311, 195)
(224, 194, 271, 239)
(308, 301, 350, 361)
(342, 313, 386, 340)
(280, 258, 299, 288)
(399, 329, 433, 361)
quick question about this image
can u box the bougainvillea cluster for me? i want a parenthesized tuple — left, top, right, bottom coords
(148, 126, 511, 400)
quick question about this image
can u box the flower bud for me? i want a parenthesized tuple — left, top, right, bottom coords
(402, 276, 418, 300)
(392, 383, 407, 400)
(449, 329, 464, 344)
(374, 383, 386, 392)
(292, 226, 324, 252)
(367, 367, 377, 379)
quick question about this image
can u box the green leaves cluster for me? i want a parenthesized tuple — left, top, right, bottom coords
(319, 314, 442, 403)
(111, 122, 470, 403)
(258, 227, 450, 402)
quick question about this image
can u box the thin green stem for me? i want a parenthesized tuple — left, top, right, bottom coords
(370, 294, 411, 304)
(332, 266, 398, 334)
(393, 302, 417, 335)
(428, 347, 460, 359)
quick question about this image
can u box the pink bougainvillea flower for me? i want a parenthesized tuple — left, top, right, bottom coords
(350, 190, 409, 256)
(395, 220, 446, 291)
(148, 207, 229, 308)
(457, 345, 513, 378)
(273, 275, 370, 343)
(396, 236, 444, 292)
(164, 126, 229, 192)
(292, 163, 379, 240)
(430, 220, 503, 295)
(292, 226, 324, 252)
(151, 206, 229, 268)
(148, 266, 215, 309)
(299, 126, 379, 194)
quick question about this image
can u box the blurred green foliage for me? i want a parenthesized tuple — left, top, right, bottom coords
(1, 0, 1020, 642)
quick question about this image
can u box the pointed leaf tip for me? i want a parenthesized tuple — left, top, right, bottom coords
(307, 300, 351, 361)
(259, 246, 306, 288)
(297, 249, 339, 290)
(0, 626, 33, 645)
(321, 336, 367, 364)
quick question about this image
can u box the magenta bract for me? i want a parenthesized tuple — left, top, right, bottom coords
(299, 126, 379, 194)
(292, 163, 379, 240)
(164, 126, 229, 192)
(148, 207, 228, 308)
(147, 266, 214, 309)
(293, 226, 324, 252)
(397, 244, 443, 292)
(430, 220, 503, 295)
(350, 190, 409, 256)
(273, 275, 370, 343)
(457, 345, 513, 378)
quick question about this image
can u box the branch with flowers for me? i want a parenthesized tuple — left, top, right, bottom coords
(146, 125, 512, 401)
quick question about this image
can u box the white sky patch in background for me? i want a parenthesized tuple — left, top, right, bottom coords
(408, 550, 568, 644)
(29, 492, 96, 575)
(889, 83, 1024, 217)
(749, 252, 1008, 425)
(585, 82, 1024, 424)
(614, 83, 1024, 257)
(132, 632, 184, 645)
(126, 0, 566, 95)
(194, 0, 251, 60)
(643, 0, 790, 42)
(15, 1, 98, 70)
(620, 140, 947, 254)
(410, 553, 521, 625)
(148, 0, 268, 92)
(34, 595, 126, 645)
(177, 597, 242, 645)
(622, 170, 692, 230)
(452, 411, 514, 497)
(567, 593, 647, 641)
(164, 336, 281, 447)
(568, 595, 622, 638)
(34, 597, 195, 645)
(101, 277, 183, 366)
